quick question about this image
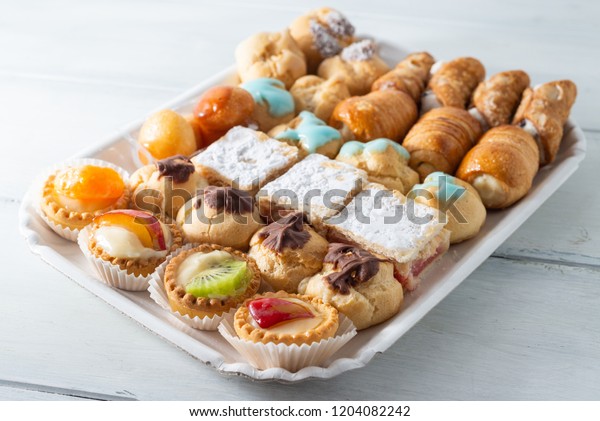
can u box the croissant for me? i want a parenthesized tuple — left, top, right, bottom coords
(371, 52, 435, 102)
(402, 107, 482, 180)
(329, 90, 418, 142)
(470, 70, 530, 130)
(512, 80, 577, 166)
(456, 125, 539, 209)
(422, 57, 485, 113)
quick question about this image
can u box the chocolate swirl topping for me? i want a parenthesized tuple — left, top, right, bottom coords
(324, 243, 384, 294)
(199, 186, 254, 215)
(156, 155, 195, 183)
(258, 212, 310, 252)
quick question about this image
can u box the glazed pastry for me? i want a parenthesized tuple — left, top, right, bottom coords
(176, 186, 264, 251)
(290, 75, 350, 122)
(336, 138, 419, 195)
(421, 57, 485, 113)
(469, 70, 530, 130)
(240, 78, 295, 132)
(269, 111, 344, 158)
(248, 212, 329, 292)
(192, 85, 255, 146)
(456, 125, 539, 209)
(137, 110, 197, 162)
(234, 291, 339, 345)
(409, 172, 486, 244)
(289, 7, 355, 73)
(258, 154, 367, 227)
(512, 80, 577, 165)
(329, 90, 418, 142)
(164, 244, 261, 319)
(298, 243, 402, 330)
(235, 30, 307, 89)
(317, 40, 390, 96)
(402, 107, 482, 180)
(323, 183, 450, 291)
(129, 155, 209, 218)
(191, 126, 302, 194)
(87, 209, 182, 276)
(371, 52, 435, 103)
(40, 163, 130, 234)
(184, 114, 205, 150)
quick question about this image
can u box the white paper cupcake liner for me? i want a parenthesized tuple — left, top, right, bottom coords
(34, 158, 130, 242)
(147, 244, 236, 330)
(218, 314, 357, 372)
(77, 226, 155, 291)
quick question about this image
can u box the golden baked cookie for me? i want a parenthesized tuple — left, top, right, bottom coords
(129, 155, 209, 218)
(176, 186, 264, 251)
(269, 111, 344, 158)
(409, 172, 486, 244)
(234, 291, 339, 345)
(40, 163, 130, 232)
(298, 243, 403, 330)
(336, 139, 419, 195)
(290, 75, 350, 123)
(235, 30, 307, 89)
(164, 244, 261, 319)
(318, 40, 390, 96)
(289, 7, 355, 73)
(240, 78, 296, 132)
(87, 209, 183, 277)
(248, 212, 329, 292)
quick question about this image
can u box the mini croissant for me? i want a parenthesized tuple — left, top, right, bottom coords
(329, 90, 418, 142)
(456, 125, 539, 209)
(512, 80, 577, 165)
(371, 52, 435, 103)
(402, 107, 482, 180)
(422, 57, 485, 113)
(470, 70, 530, 129)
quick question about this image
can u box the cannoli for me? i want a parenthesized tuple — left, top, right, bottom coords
(421, 57, 485, 113)
(329, 90, 418, 142)
(456, 125, 539, 209)
(402, 107, 482, 180)
(512, 80, 577, 165)
(469, 70, 530, 130)
(371, 52, 435, 103)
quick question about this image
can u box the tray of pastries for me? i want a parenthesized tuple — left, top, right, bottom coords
(19, 7, 586, 382)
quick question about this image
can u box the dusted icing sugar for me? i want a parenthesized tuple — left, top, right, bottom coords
(325, 184, 444, 263)
(309, 20, 342, 58)
(340, 40, 376, 62)
(192, 126, 300, 191)
(258, 154, 367, 223)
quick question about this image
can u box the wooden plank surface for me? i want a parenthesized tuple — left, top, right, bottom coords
(1, 0, 599, 400)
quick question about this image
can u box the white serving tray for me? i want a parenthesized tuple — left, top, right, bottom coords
(18, 65, 587, 382)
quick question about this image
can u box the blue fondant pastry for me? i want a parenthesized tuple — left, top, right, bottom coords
(276, 111, 343, 156)
(240, 78, 295, 117)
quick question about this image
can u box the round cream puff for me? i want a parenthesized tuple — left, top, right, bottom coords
(298, 243, 403, 330)
(176, 186, 264, 251)
(248, 212, 329, 293)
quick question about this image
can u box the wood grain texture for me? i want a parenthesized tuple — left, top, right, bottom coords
(1, 0, 599, 400)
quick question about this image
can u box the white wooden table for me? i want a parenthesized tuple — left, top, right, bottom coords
(2, 0, 599, 400)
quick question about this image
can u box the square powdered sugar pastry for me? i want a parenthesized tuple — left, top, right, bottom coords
(257, 154, 368, 225)
(192, 126, 301, 194)
(324, 183, 450, 290)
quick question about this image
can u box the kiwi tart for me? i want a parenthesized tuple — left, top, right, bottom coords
(164, 244, 261, 319)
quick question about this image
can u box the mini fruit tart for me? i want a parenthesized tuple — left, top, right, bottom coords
(40, 161, 130, 240)
(164, 244, 261, 319)
(85, 209, 182, 280)
(234, 291, 338, 346)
